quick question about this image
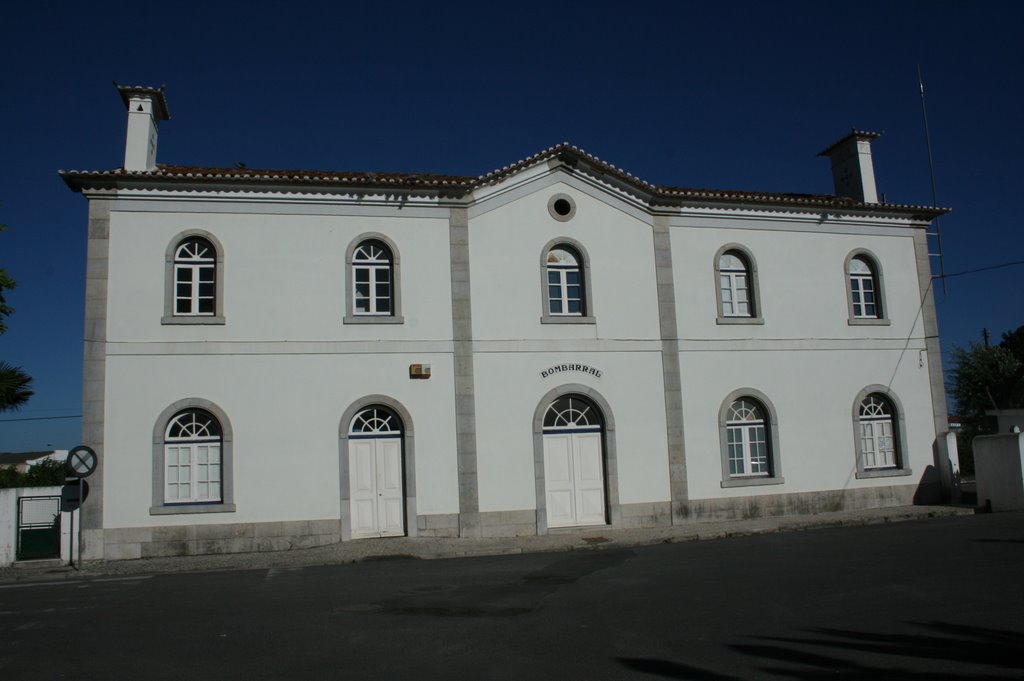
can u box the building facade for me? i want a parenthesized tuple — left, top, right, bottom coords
(61, 86, 954, 560)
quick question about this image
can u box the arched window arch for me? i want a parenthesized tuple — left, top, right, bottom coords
(163, 232, 225, 324)
(845, 250, 889, 325)
(718, 389, 783, 487)
(714, 245, 763, 324)
(151, 399, 235, 514)
(540, 238, 595, 324)
(344, 234, 403, 324)
(853, 386, 911, 478)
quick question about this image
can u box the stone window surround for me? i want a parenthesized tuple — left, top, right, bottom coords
(851, 385, 912, 479)
(338, 395, 417, 541)
(539, 237, 596, 325)
(718, 387, 784, 488)
(845, 248, 891, 326)
(162, 230, 226, 325)
(714, 243, 764, 325)
(532, 383, 619, 534)
(344, 233, 404, 324)
(151, 398, 235, 515)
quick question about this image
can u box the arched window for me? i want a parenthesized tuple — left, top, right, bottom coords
(543, 395, 602, 431)
(350, 406, 402, 436)
(352, 240, 393, 316)
(845, 251, 888, 324)
(163, 409, 222, 504)
(540, 239, 595, 324)
(858, 395, 896, 468)
(714, 245, 763, 324)
(345, 235, 403, 324)
(726, 399, 769, 477)
(175, 237, 215, 315)
(546, 247, 583, 316)
(718, 389, 783, 487)
(852, 387, 911, 479)
(163, 232, 225, 325)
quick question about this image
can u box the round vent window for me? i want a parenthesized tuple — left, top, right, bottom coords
(547, 194, 576, 222)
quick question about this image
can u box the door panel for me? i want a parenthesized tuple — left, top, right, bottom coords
(349, 437, 405, 538)
(574, 433, 606, 525)
(544, 431, 606, 528)
(377, 439, 404, 537)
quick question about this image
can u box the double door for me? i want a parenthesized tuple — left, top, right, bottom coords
(349, 437, 404, 538)
(543, 430, 606, 528)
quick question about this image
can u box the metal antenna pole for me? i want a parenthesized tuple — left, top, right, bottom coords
(918, 65, 947, 295)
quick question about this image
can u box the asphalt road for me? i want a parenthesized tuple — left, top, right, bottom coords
(1, 512, 1021, 680)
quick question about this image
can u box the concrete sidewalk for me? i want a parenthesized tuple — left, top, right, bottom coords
(0, 504, 976, 584)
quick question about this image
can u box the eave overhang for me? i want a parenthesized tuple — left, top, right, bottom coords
(59, 142, 951, 221)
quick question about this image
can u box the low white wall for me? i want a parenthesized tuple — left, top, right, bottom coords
(974, 433, 1024, 511)
(0, 486, 79, 567)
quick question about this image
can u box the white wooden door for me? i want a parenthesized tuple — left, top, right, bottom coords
(349, 437, 404, 538)
(544, 431, 606, 528)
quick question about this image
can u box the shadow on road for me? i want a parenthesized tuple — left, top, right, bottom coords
(618, 621, 1024, 679)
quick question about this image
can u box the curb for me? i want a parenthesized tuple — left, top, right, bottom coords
(0, 505, 976, 585)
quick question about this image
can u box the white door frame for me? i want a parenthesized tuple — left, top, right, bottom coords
(533, 388, 619, 534)
(339, 399, 417, 541)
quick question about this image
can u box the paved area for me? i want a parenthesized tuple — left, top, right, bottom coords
(0, 504, 974, 583)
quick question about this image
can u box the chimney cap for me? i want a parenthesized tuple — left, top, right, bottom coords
(113, 82, 170, 121)
(817, 129, 881, 157)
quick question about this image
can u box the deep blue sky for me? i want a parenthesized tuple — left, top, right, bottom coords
(1, 1, 1021, 451)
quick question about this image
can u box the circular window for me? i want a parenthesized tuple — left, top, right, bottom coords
(547, 194, 576, 222)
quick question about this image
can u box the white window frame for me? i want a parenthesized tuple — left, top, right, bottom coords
(162, 232, 226, 325)
(164, 410, 222, 504)
(718, 388, 783, 487)
(151, 399, 235, 515)
(344, 234, 403, 324)
(714, 244, 763, 325)
(852, 386, 911, 479)
(845, 250, 890, 326)
(540, 238, 595, 324)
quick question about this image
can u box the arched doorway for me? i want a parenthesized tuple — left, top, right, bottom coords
(348, 405, 406, 538)
(541, 395, 607, 528)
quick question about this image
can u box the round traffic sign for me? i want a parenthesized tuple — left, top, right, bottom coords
(66, 445, 98, 478)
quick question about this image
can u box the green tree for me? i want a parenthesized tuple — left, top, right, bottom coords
(0, 224, 34, 411)
(948, 325, 1024, 474)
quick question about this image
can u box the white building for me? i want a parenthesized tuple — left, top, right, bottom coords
(61, 85, 955, 560)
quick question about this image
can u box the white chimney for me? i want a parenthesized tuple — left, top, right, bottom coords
(116, 84, 170, 172)
(818, 130, 881, 204)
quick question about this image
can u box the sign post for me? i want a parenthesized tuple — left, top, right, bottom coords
(63, 446, 97, 569)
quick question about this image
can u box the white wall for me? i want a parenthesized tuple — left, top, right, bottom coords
(469, 181, 661, 342)
(473, 351, 671, 513)
(103, 352, 459, 528)
(106, 208, 454, 342)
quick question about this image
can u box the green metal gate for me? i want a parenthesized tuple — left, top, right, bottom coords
(16, 495, 61, 561)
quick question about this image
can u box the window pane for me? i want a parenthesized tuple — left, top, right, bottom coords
(566, 271, 580, 285)
(355, 268, 369, 283)
(568, 300, 582, 314)
(550, 299, 563, 314)
(375, 282, 390, 298)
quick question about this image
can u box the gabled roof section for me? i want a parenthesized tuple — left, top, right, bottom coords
(59, 142, 949, 219)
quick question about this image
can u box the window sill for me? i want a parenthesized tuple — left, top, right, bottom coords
(848, 318, 891, 326)
(855, 468, 912, 479)
(344, 315, 405, 325)
(150, 503, 236, 515)
(161, 316, 226, 325)
(541, 316, 597, 325)
(721, 476, 785, 488)
(717, 316, 764, 326)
